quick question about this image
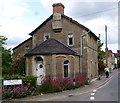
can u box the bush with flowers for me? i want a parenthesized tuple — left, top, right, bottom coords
(2, 75, 36, 99)
(40, 73, 88, 93)
(1, 73, 90, 99)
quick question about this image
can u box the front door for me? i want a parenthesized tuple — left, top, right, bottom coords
(36, 61, 45, 85)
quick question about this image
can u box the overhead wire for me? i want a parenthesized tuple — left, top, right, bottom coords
(73, 4, 118, 18)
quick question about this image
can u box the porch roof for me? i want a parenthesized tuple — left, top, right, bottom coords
(25, 38, 79, 56)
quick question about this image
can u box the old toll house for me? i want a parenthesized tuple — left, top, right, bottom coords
(13, 3, 99, 85)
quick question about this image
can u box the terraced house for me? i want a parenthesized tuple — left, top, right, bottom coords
(13, 3, 99, 85)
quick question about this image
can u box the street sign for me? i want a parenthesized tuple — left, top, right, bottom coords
(3, 79, 22, 86)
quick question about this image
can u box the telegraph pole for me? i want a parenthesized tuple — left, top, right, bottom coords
(105, 25, 108, 66)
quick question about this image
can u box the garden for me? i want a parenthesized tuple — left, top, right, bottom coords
(1, 73, 90, 100)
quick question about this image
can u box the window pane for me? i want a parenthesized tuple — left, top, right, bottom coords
(69, 37, 73, 45)
(64, 60, 69, 64)
(68, 33, 73, 37)
(64, 65, 68, 77)
(25, 46, 29, 53)
(45, 35, 49, 40)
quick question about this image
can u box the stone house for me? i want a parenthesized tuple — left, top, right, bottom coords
(104, 48, 116, 69)
(111, 50, 120, 68)
(12, 3, 99, 85)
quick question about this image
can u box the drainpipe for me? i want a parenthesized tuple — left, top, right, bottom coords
(80, 30, 90, 73)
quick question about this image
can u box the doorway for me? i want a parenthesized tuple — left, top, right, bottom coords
(36, 57, 45, 85)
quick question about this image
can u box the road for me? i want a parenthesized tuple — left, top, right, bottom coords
(2, 70, 119, 103)
(52, 70, 119, 101)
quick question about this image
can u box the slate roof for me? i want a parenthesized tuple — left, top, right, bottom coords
(25, 38, 78, 56)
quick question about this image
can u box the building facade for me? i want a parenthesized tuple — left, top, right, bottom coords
(13, 3, 99, 85)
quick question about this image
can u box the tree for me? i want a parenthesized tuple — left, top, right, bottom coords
(0, 36, 12, 75)
(117, 59, 120, 68)
(97, 38, 105, 72)
(98, 40, 105, 60)
(12, 57, 26, 75)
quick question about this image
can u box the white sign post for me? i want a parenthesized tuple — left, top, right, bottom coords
(3, 79, 22, 86)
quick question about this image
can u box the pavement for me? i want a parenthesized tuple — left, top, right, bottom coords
(11, 69, 119, 101)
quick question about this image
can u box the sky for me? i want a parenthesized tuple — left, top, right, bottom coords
(0, 0, 119, 53)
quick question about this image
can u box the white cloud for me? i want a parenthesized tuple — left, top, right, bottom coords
(1, 19, 31, 39)
(0, 0, 29, 18)
(40, 0, 66, 7)
(0, 0, 32, 48)
(3, 5, 29, 18)
(77, 15, 118, 47)
(102, 43, 118, 53)
(39, 0, 67, 13)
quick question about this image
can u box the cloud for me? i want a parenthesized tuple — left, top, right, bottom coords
(39, 0, 68, 14)
(68, 2, 118, 20)
(0, 0, 29, 18)
(3, 6, 29, 18)
(1, 19, 31, 39)
(102, 43, 118, 53)
(81, 17, 118, 44)
(0, 0, 32, 48)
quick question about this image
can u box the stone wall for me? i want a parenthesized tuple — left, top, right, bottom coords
(13, 38, 32, 61)
(26, 54, 80, 79)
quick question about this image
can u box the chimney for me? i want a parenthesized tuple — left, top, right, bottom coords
(52, 3, 65, 15)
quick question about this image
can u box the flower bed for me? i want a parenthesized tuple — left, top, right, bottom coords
(2, 75, 36, 99)
(1, 73, 90, 99)
(40, 73, 89, 93)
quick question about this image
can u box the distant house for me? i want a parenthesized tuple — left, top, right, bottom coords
(115, 50, 120, 60)
(114, 50, 120, 68)
(104, 48, 116, 69)
(13, 3, 99, 85)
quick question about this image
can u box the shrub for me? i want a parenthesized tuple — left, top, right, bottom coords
(60, 77, 74, 90)
(98, 60, 106, 72)
(75, 73, 85, 86)
(34, 86, 41, 95)
(50, 78, 62, 92)
(84, 79, 90, 85)
(39, 74, 86, 93)
(2, 84, 35, 99)
(40, 77, 52, 93)
(40, 76, 62, 93)
(2, 73, 90, 99)
(12, 57, 26, 75)
(3, 75, 37, 87)
(117, 59, 120, 68)
(2, 75, 37, 99)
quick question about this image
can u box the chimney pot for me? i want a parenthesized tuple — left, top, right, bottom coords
(52, 3, 65, 15)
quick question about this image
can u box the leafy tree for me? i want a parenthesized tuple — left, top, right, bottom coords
(0, 36, 12, 75)
(117, 59, 120, 68)
(12, 57, 26, 75)
(0, 36, 7, 46)
(97, 38, 105, 72)
(98, 40, 105, 60)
